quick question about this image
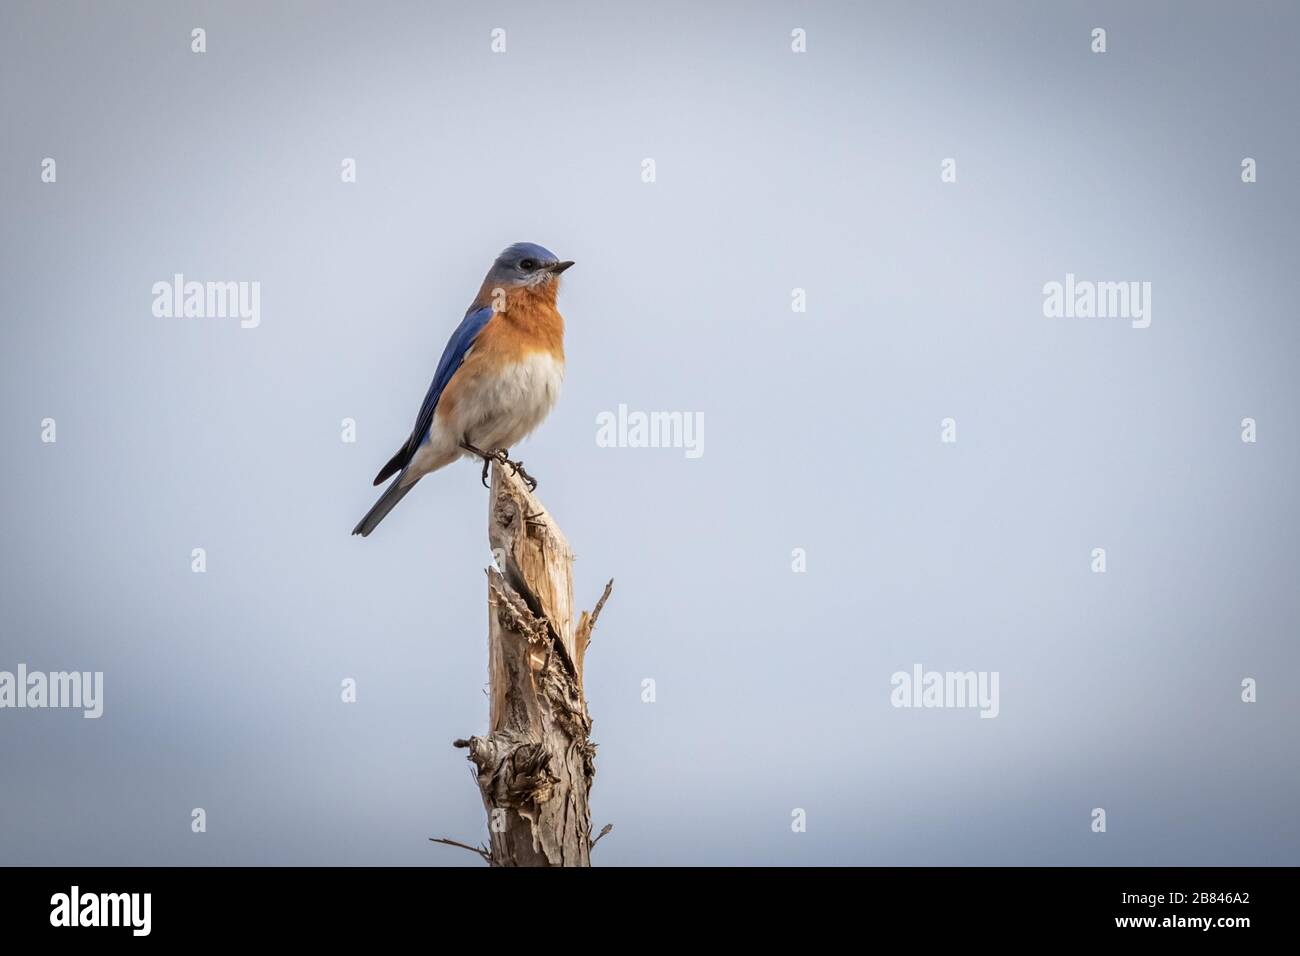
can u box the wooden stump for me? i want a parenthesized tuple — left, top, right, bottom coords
(444, 462, 612, 866)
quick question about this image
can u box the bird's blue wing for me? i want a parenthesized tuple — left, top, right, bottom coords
(372, 305, 493, 485)
(411, 305, 493, 446)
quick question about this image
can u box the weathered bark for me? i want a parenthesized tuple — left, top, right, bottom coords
(450, 462, 612, 866)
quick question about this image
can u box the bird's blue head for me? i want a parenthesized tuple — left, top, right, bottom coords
(483, 242, 575, 290)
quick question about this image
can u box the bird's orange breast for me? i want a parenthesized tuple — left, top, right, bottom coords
(435, 289, 565, 423)
(474, 287, 565, 365)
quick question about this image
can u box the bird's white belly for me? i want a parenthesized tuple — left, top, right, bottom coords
(458, 352, 564, 453)
(407, 352, 564, 481)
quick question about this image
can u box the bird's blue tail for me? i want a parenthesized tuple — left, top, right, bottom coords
(352, 477, 417, 537)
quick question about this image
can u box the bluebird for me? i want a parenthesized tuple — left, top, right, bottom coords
(352, 242, 573, 537)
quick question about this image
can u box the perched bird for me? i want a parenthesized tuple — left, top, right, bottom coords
(352, 242, 573, 537)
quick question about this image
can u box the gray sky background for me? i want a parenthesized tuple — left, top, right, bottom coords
(1, 0, 1297, 865)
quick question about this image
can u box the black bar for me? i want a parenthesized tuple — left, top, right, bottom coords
(0, 866, 1279, 940)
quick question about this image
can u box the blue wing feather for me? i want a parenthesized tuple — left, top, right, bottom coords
(372, 305, 493, 485)
(411, 305, 493, 446)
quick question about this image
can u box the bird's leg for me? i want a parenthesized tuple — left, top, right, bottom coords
(459, 441, 494, 488)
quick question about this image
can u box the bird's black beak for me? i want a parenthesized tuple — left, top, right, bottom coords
(548, 260, 575, 274)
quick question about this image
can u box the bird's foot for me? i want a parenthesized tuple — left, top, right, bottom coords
(459, 443, 537, 491)
(494, 448, 538, 491)
(510, 459, 538, 492)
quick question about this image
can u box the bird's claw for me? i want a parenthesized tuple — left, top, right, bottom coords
(460, 442, 538, 491)
(459, 442, 539, 491)
(512, 461, 538, 492)
(487, 446, 539, 491)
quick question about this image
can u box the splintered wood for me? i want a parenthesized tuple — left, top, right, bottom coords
(449, 462, 612, 867)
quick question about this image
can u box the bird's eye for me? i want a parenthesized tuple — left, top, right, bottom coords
(519, 259, 537, 271)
